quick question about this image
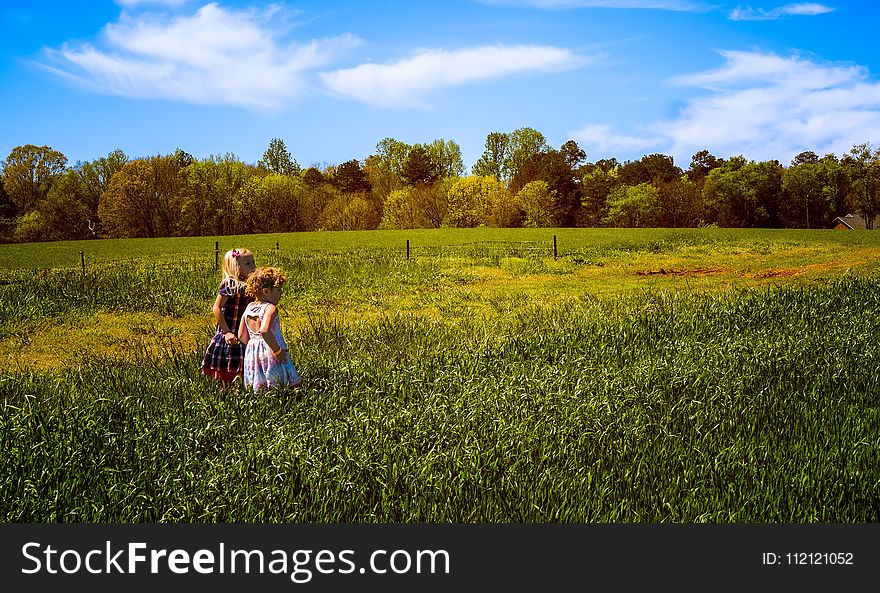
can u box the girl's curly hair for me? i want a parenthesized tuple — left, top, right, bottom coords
(245, 266, 288, 298)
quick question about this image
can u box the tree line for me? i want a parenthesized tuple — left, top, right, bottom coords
(2, 128, 879, 243)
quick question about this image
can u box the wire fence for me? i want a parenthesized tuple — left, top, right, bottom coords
(406, 239, 556, 260)
(52, 235, 563, 275)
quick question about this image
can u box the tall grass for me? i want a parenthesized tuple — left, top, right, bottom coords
(0, 251, 442, 330)
(2, 276, 879, 522)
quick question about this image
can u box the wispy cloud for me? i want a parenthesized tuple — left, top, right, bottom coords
(43, 3, 588, 111)
(663, 50, 880, 163)
(571, 50, 880, 165)
(478, 0, 704, 9)
(729, 3, 834, 21)
(320, 45, 586, 108)
(40, 2, 360, 109)
(569, 124, 664, 156)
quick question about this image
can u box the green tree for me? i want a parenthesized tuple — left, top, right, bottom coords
(380, 183, 449, 229)
(184, 154, 254, 235)
(579, 161, 620, 226)
(560, 140, 586, 170)
(0, 175, 16, 243)
(841, 143, 880, 229)
(702, 157, 782, 227)
(380, 187, 419, 229)
(781, 159, 840, 229)
(258, 173, 309, 232)
(74, 149, 129, 236)
(365, 137, 411, 200)
(1, 144, 68, 214)
(402, 145, 439, 186)
(444, 175, 510, 227)
(422, 178, 453, 228)
(302, 167, 326, 189)
(99, 156, 188, 238)
(655, 175, 704, 227)
(321, 190, 380, 230)
(488, 186, 522, 227)
(471, 132, 509, 180)
(257, 138, 300, 176)
(619, 153, 682, 186)
(38, 170, 93, 240)
(791, 150, 819, 166)
(818, 154, 848, 221)
(12, 211, 49, 243)
(604, 183, 659, 227)
(506, 127, 548, 184)
(510, 149, 581, 226)
(332, 159, 372, 194)
(686, 149, 723, 184)
(237, 177, 263, 233)
(0, 177, 13, 240)
(0, 177, 11, 218)
(99, 159, 157, 237)
(425, 139, 465, 179)
(301, 183, 338, 231)
(239, 174, 328, 233)
(516, 180, 555, 227)
(173, 148, 195, 169)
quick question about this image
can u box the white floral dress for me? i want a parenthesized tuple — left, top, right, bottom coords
(242, 301, 300, 391)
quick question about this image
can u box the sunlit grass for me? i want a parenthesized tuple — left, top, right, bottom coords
(3, 278, 880, 521)
(4, 226, 880, 270)
(3, 229, 880, 522)
(5, 233, 880, 369)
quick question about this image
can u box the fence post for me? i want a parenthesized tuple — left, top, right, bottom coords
(553, 235, 557, 259)
(80, 251, 85, 275)
(214, 241, 219, 271)
(406, 239, 410, 260)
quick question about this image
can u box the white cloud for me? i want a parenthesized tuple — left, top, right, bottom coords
(320, 45, 584, 108)
(42, 2, 360, 109)
(570, 50, 880, 165)
(43, 3, 587, 111)
(729, 3, 834, 21)
(660, 50, 880, 164)
(478, 0, 703, 9)
(781, 2, 835, 15)
(569, 124, 664, 156)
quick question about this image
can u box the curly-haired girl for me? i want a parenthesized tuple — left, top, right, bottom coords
(237, 266, 301, 391)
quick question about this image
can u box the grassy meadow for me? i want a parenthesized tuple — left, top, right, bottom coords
(2, 227, 880, 521)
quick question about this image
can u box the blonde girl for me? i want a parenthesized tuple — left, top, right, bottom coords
(238, 266, 300, 392)
(200, 248, 257, 383)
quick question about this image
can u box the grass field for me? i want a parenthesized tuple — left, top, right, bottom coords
(2, 228, 879, 521)
(3, 226, 880, 270)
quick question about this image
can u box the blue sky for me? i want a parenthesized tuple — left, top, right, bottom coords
(2, 0, 878, 171)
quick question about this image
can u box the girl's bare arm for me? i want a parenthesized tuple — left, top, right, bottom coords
(259, 304, 285, 357)
(237, 314, 250, 346)
(212, 294, 230, 332)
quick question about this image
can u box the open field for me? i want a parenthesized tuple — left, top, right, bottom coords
(4, 227, 880, 270)
(4, 227, 880, 370)
(2, 228, 880, 521)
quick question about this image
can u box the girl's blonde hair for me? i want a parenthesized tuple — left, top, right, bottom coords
(222, 248, 254, 285)
(246, 267, 288, 299)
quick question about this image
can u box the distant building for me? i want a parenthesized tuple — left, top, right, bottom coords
(832, 213, 875, 230)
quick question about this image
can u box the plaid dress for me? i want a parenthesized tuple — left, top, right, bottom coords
(201, 278, 253, 381)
